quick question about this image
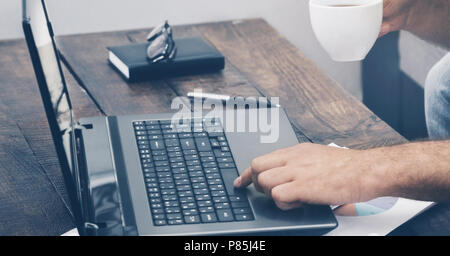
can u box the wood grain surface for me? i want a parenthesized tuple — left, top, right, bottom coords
(57, 19, 407, 149)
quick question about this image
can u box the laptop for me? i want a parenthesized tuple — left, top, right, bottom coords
(22, 0, 337, 236)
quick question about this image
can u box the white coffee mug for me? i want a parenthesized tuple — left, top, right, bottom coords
(309, 0, 383, 62)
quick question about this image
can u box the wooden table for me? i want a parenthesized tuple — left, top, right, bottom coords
(0, 19, 447, 235)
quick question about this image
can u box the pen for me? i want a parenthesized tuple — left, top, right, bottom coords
(187, 92, 281, 108)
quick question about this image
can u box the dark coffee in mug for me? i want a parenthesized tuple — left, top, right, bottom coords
(331, 4, 360, 7)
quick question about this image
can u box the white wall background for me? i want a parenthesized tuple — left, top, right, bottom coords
(1, 0, 362, 99)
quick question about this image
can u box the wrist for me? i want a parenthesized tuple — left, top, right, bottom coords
(358, 147, 400, 200)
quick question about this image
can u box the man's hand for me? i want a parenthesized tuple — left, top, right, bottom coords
(233, 143, 386, 210)
(379, 0, 418, 37)
(379, 0, 449, 48)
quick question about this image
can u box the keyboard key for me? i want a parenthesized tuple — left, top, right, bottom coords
(210, 139, 220, 147)
(183, 209, 198, 216)
(230, 196, 247, 202)
(168, 219, 183, 225)
(211, 190, 226, 197)
(175, 179, 190, 185)
(153, 219, 167, 226)
(195, 137, 212, 151)
(153, 214, 166, 220)
(186, 160, 201, 166)
(179, 133, 193, 138)
(152, 150, 166, 156)
(199, 151, 214, 157)
(150, 198, 162, 204)
(150, 140, 165, 150)
(165, 207, 181, 214)
(196, 194, 211, 201)
(164, 134, 178, 139)
(204, 167, 219, 174)
(192, 182, 207, 189)
(217, 209, 234, 222)
(160, 183, 175, 190)
(194, 188, 209, 195)
(169, 156, 184, 163)
(201, 213, 218, 223)
(146, 125, 160, 130)
(207, 179, 223, 185)
(168, 151, 183, 158)
(197, 200, 213, 207)
(166, 213, 182, 220)
(148, 130, 162, 135)
(180, 138, 196, 150)
(203, 162, 217, 168)
(194, 132, 208, 137)
(206, 173, 221, 179)
(184, 215, 201, 224)
(235, 214, 254, 221)
(199, 206, 215, 213)
(191, 177, 206, 183)
(190, 171, 204, 177)
(201, 156, 215, 162)
(184, 154, 199, 160)
(181, 203, 196, 210)
(155, 161, 169, 167)
(178, 190, 194, 197)
(187, 165, 202, 172)
(165, 139, 179, 147)
(174, 174, 189, 180)
(212, 196, 228, 203)
(162, 195, 177, 201)
(214, 202, 230, 209)
(183, 149, 198, 155)
(218, 162, 235, 168)
(217, 157, 233, 163)
(161, 189, 176, 195)
(151, 203, 162, 209)
(156, 166, 170, 172)
(176, 184, 191, 191)
(171, 162, 185, 168)
(157, 172, 171, 178)
(164, 201, 179, 207)
(152, 208, 164, 214)
(167, 146, 181, 152)
(233, 208, 252, 214)
(179, 197, 195, 204)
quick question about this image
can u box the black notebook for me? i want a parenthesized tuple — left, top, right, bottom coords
(108, 36, 225, 82)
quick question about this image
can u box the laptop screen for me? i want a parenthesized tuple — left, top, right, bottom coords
(24, 0, 73, 132)
(23, 0, 83, 228)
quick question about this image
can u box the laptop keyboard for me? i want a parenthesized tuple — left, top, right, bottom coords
(133, 119, 255, 226)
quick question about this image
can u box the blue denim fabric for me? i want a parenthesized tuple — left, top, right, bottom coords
(425, 53, 450, 140)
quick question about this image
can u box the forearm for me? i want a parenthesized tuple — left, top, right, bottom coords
(368, 140, 450, 202)
(406, 0, 450, 48)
